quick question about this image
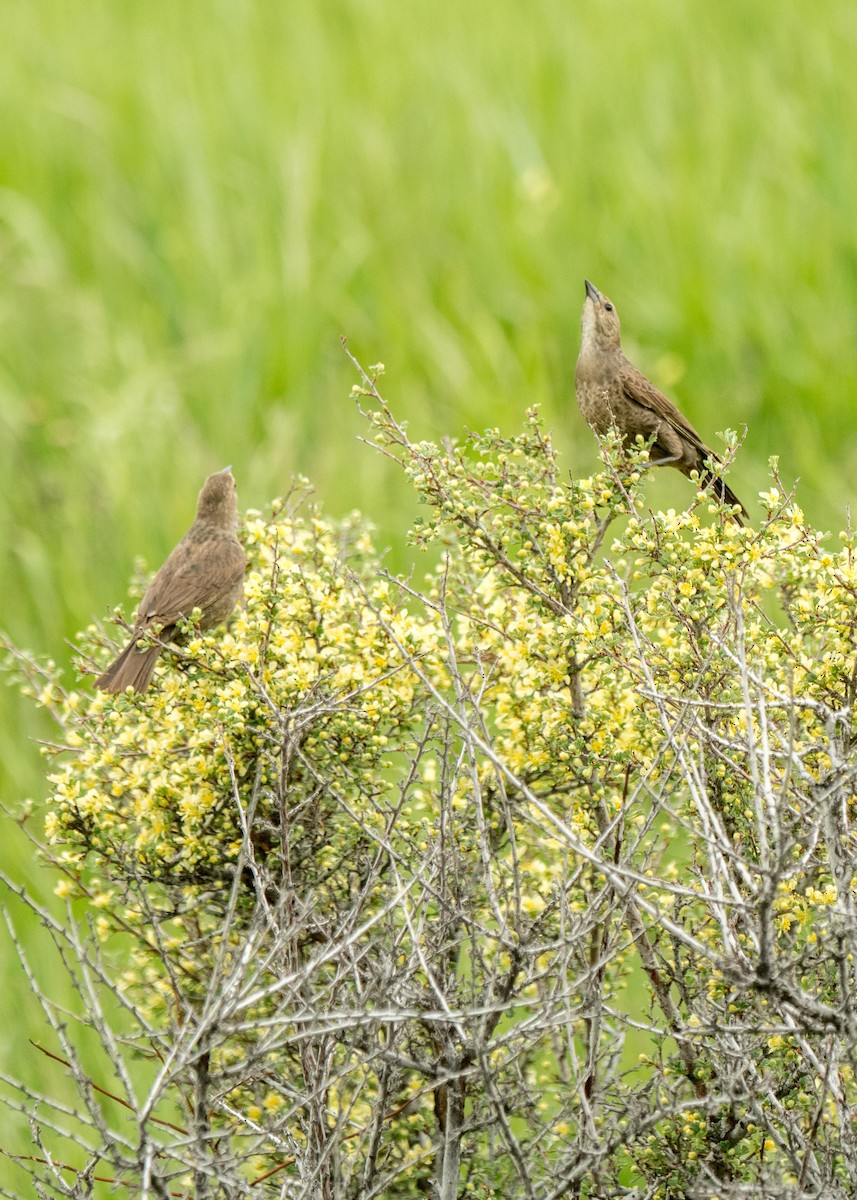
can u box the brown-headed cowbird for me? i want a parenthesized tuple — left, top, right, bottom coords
(575, 280, 747, 522)
(96, 467, 246, 693)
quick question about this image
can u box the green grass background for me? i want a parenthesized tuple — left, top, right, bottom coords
(3, 0, 857, 1176)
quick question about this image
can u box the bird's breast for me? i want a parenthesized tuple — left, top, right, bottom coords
(575, 379, 618, 435)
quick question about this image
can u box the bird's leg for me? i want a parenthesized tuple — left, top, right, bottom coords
(640, 452, 682, 471)
(640, 424, 685, 471)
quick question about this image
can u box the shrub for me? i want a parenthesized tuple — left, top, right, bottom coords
(3, 367, 856, 1199)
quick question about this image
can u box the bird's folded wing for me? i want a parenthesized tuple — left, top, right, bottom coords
(618, 358, 718, 461)
(139, 545, 245, 627)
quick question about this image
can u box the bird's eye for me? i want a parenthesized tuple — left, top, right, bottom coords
(604, 303, 614, 312)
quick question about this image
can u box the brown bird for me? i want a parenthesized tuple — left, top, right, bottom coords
(575, 280, 747, 522)
(96, 467, 246, 693)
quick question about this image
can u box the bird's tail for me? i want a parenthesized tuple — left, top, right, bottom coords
(699, 470, 748, 526)
(96, 636, 161, 694)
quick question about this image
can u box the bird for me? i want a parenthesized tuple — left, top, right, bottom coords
(96, 467, 246, 693)
(575, 280, 748, 523)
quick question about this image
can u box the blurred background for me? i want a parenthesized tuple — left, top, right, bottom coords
(3, 0, 857, 1170)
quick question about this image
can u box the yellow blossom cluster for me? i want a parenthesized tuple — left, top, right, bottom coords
(46, 509, 444, 893)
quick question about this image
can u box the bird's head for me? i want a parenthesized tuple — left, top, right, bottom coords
(580, 279, 621, 352)
(196, 467, 239, 526)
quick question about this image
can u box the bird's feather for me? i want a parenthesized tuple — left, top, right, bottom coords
(618, 357, 713, 458)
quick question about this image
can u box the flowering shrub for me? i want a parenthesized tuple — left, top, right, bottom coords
(5, 374, 857, 1199)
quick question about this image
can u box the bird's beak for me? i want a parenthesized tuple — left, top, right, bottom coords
(584, 279, 601, 303)
(221, 465, 233, 474)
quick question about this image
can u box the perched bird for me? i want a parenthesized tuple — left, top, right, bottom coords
(575, 280, 747, 522)
(96, 467, 246, 693)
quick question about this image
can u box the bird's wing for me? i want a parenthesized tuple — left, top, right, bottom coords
(137, 539, 245, 629)
(619, 357, 717, 460)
